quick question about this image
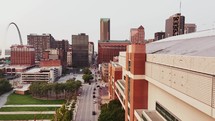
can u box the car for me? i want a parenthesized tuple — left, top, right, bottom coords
(93, 92, 95, 94)
(92, 111, 96, 115)
(97, 85, 100, 88)
(94, 88, 96, 91)
(93, 95, 96, 98)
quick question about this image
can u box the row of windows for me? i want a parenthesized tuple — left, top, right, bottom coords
(156, 102, 181, 121)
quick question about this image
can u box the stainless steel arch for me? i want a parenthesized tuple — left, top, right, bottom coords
(7, 22, 23, 45)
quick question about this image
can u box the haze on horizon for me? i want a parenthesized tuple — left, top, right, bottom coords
(0, 0, 215, 51)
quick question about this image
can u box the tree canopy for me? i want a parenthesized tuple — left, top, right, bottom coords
(82, 74, 93, 83)
(98, 99, 125, 121)
(52, 104, 73, 121)
(29, 80, 82, 100)
(83, 68, 92, 75)
(0, 79, 12, 95)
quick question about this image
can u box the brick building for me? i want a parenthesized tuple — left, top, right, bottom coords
(108, 30, 215, 121)
(55, 40, 69, 52)
(165, 13, 185, 38)
(27, 34, 56, 61)
(42, 49, 66, 70)
(185, 23, 196, 34)
(154, 32, 165, 41)
(10, 45, 35, 65)
(98, 40, 130, 64)
(130, 25, 145, 44)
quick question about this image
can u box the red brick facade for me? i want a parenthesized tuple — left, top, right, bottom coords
(98, 41, 130, 64)
(40, 60, 61, 67)
(125, 44, 148, 121)
(108, 62, 122, 99)
(130, 26, 145, 44)
(10, 45, 35, 66)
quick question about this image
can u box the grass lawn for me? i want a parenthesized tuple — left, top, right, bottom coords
(0, 114, 53, 120)
(0, 107, 58, 112)
(6, 93, 65, 105)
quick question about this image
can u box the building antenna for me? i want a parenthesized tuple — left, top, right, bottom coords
(180, 0, 182, 13)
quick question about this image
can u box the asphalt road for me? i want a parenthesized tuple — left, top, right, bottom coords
(75, 82, 100, 121)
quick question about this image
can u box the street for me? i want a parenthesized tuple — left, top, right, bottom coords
(75, 82, 99, 121)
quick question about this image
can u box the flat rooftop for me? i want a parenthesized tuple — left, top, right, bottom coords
(5, 65, 32, 69)
(147, 29, 215, 57)
(25, 68, 41, 73)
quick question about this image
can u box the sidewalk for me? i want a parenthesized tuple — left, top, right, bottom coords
(0, 90, 13, 108)
(0, 111, 55, 114)
(3, 105, 62, 107)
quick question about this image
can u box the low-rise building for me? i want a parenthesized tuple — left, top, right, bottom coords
(21, 67, 60, 83)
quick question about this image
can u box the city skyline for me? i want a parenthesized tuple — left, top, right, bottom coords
(0, 0, 215, 51)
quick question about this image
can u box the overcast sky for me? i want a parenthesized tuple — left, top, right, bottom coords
(0, 0, 215, 51)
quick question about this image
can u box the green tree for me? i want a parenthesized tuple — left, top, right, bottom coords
(0, 79, 12, 95)
(82, 74, 93, 83)
(98, 99, 125, 121)
(83, 68, 92, 75)
(52, 104, 72, 121)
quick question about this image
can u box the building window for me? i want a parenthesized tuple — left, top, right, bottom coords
(128, 60, 131, 71)
(128, 76, 130, 103)
(156, 102, 181, 121)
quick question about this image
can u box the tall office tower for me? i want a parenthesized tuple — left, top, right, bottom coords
(100, 18, 110, 41)
(154, 32, 165, 41)
(165, 13, 185, 38)
(72, 33, 89, 67)
(27, 34, 56, 61)
(10, 45, 35, 65)
(130, 25, 145, 44)
(185, 23, 197, 34)
(88, 42, 94, 65)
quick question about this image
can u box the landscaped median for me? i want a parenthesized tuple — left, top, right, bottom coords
(0, 93, 65, 120)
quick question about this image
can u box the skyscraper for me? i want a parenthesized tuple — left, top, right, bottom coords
(130, 25, 145, 44)
(72, 33, 89, 67)
(165, 13, 185, 38)
(100, 18, 110, 41)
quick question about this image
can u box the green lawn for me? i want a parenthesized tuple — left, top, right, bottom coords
(0, 114, 53, 120)
(0, 107, 58, 112)
(6, 93, 65, 105)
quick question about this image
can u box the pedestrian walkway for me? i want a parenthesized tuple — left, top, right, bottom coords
(0, 111, 55, 114)
(3, 105, 62, 107)
(0, 90, 13, 108)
